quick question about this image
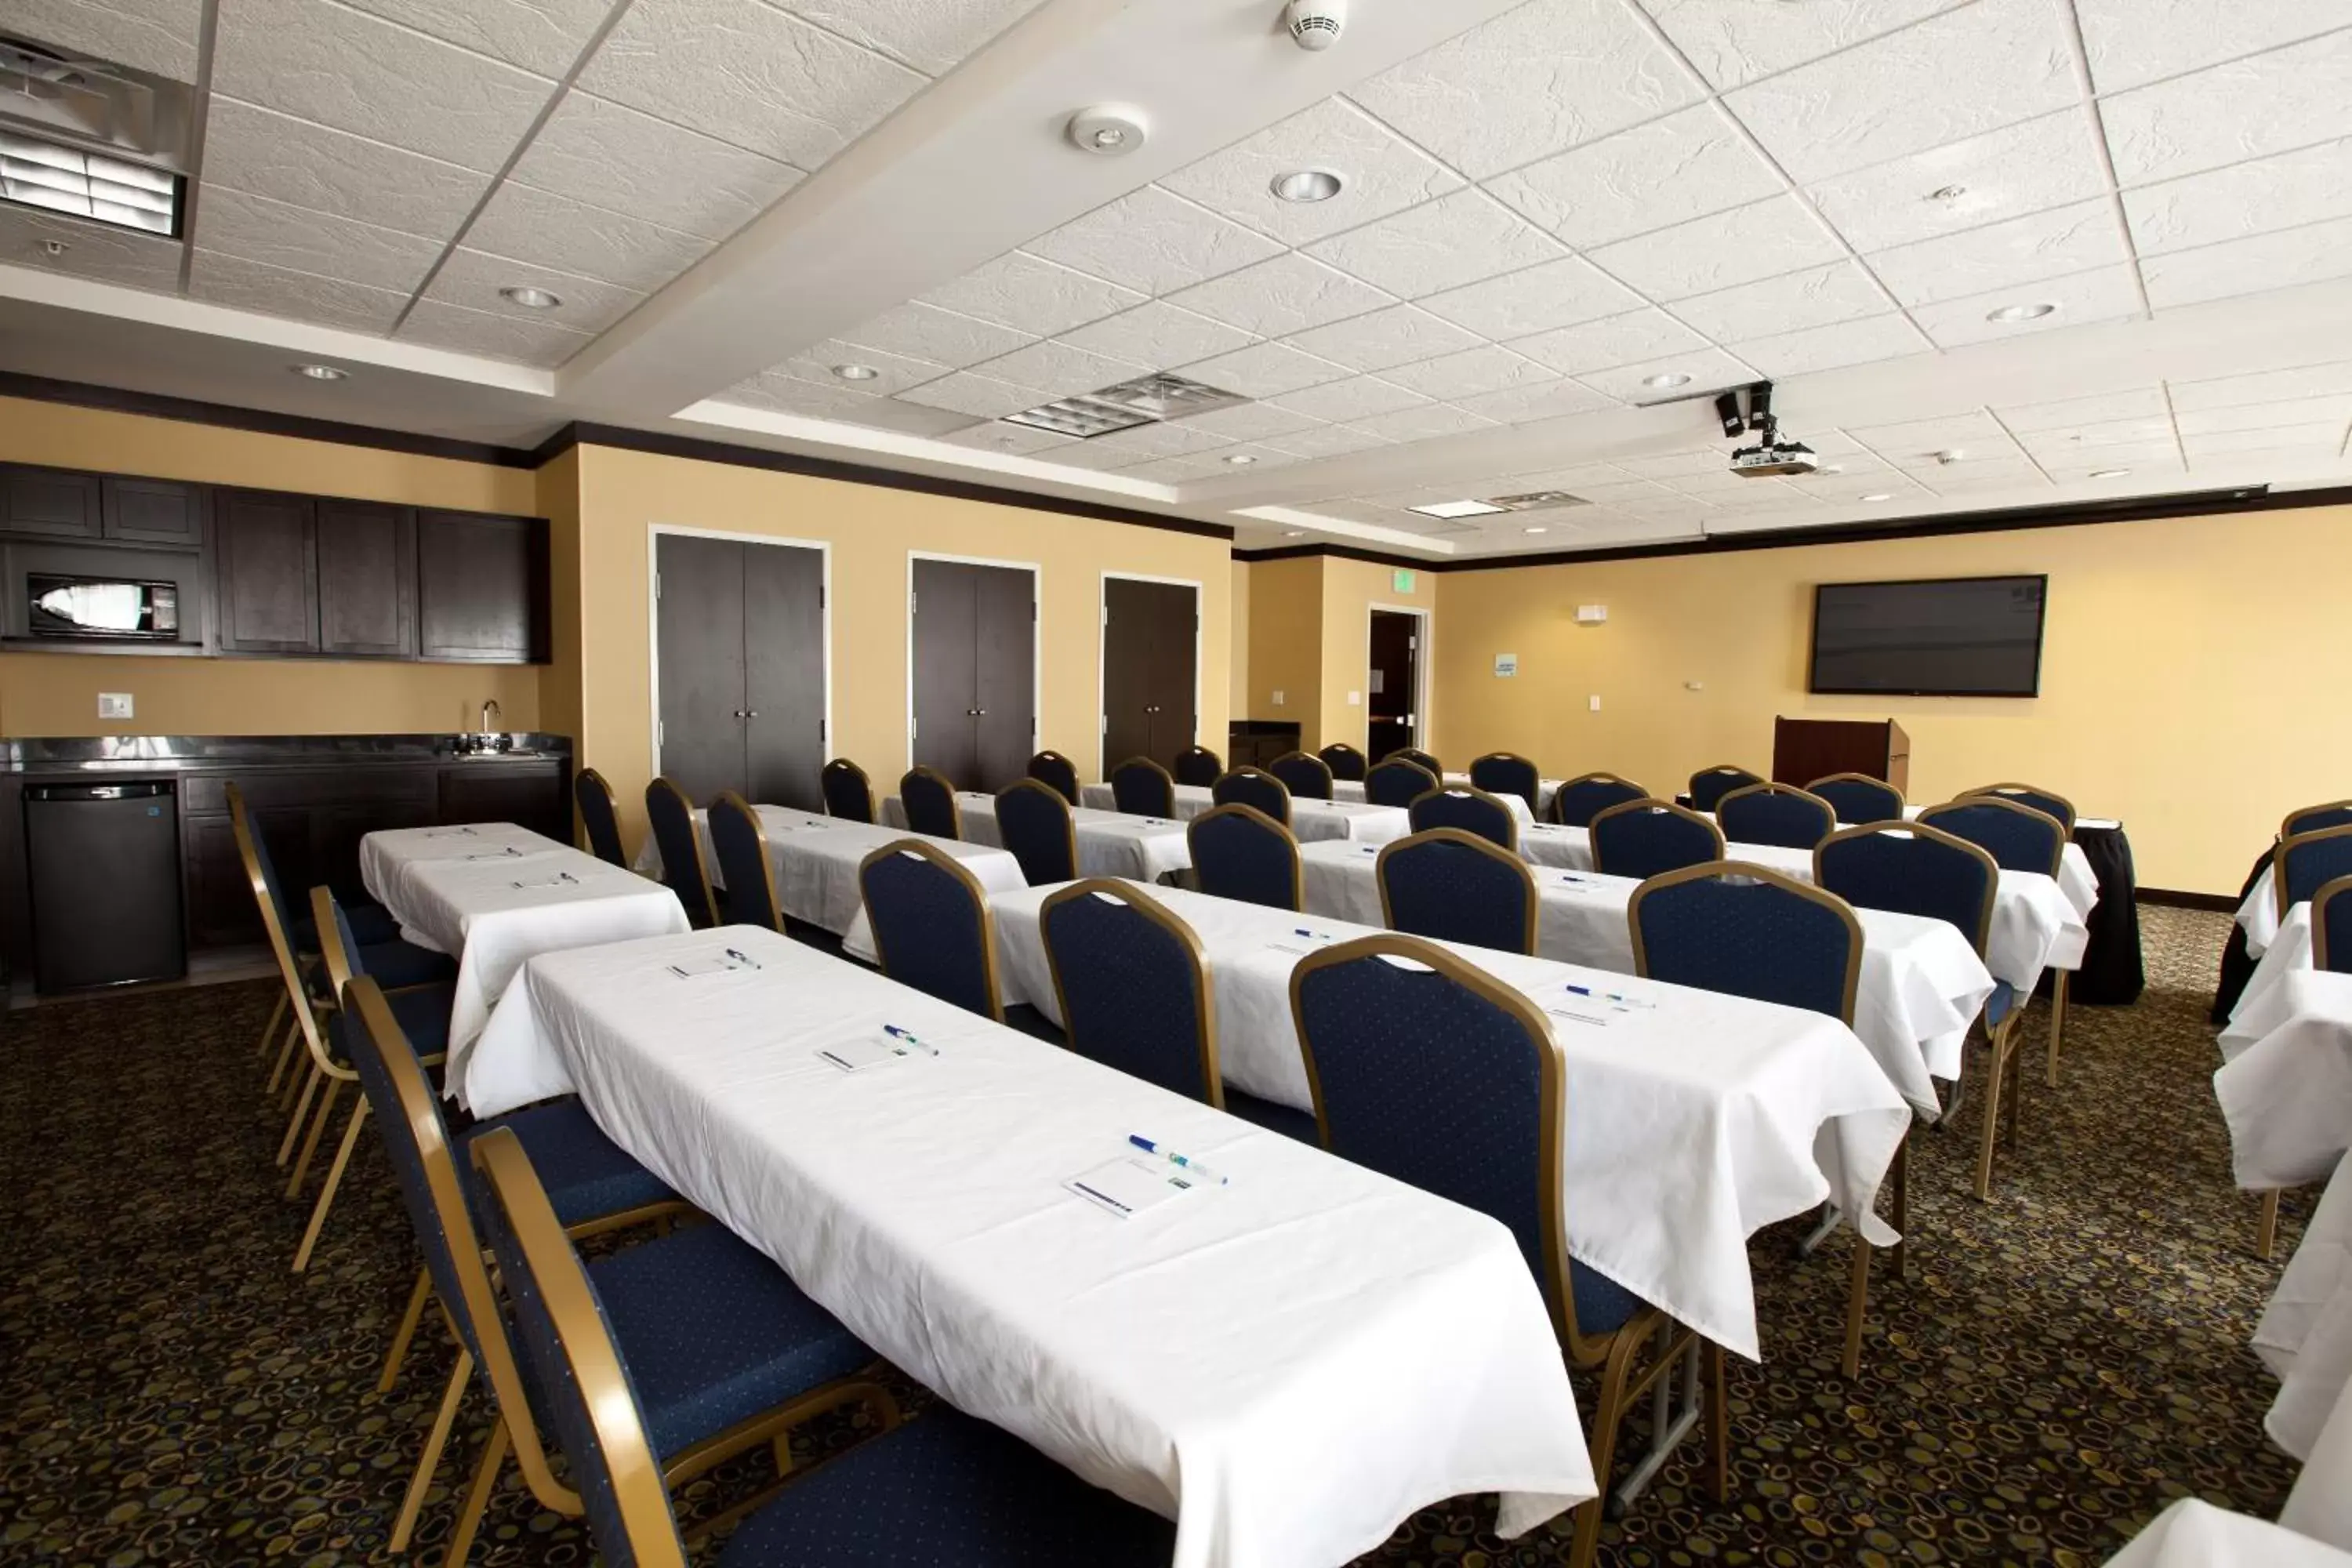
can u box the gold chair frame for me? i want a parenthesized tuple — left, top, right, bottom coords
(1806, 771, 1908, 823)
(1268, 749, 1335, 800)
(1687, 763, 1764, 808)
(1467, 750, 1542, 809)
(1919, 795, 2071, 1090)
(1186, 803, 1303, 913)
(2274, 824, 2352, 920)
(1548, 771, 1647, 826)
(1962, 781, 2078, 833)
(709, 791, 786, 931)
(895, 764, 964, 840)
(574, 767, 626, 865)
(821, 757, 876, 822)
(996, 777, 1080, 883)
(1039, 880, 1224, 1108)
(1316, 742, 1367, 781)
(1211, 764, 1294, 828)
(1025, 749, 1081, 804)
(1375, 826, 1540, 956)
(645, 775, 720, 926)
(1171, 744, 1223, 785)
(2284, 800, 2352, 840)
(855, 839, 1007, 1022)
(1109, 755, 1178, 818)
(1409, 782, 1523, 853)
(1385, 746, 1443, 777)
(1587, 798, 1725, 878)
(1363, 757, 1439, 809)
(1715, 781, 1838, 848)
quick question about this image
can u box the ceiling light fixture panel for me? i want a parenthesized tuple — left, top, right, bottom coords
(0, 128, 179, 236)
(1410, 499, 1508, 519)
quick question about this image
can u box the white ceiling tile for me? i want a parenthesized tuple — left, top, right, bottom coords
(1350, 403, 1503, 445)
(1615, 449, 1725, 477)
(1417, 256, 1644, 341)
(1120, 452, 1235, 484)
(2182, 423, 2351, 456)
(1072, 421, 1236, 460)
(1023, 186, 1283, 296)
(2076, 0, 2352, 93)
(1581, 346, 1759, 401)
(212, 0, 554, 172)
(1915, 456, 2052, 492)
(1261, 424, 1396, 460)
(768, 0, 1047, 75)
(2171, 361, 2352, 412)
(185, 250, 408, 333)
(1789, 470, 1935, 503)
(2032, 441, 2183, 475)
(1160, 97, 1464, 247)
(191, 186, 443, 293)
(1998, 387, 2169, 431)
(463, 180, 713, 292)
(1302, 189, 1571, 300)
(918, 250, 1145, 336)
(723, 370, 882, 417)
(967, 339, 1149, 399)
(1284, 304, 1484, 374)
(2123, 140, 2352, 257)
(1847, 408, 2012, 458)
(398, 299, 596, 366)
(1171, 402, 1326, 442)
(1178, 341, 1352, 399)
(1268, 376, 1432, 424)
(1806, 110, 2110, 254)
(503, 92, 806, 245)
(1722, 312, 1929, 377)
(1635, 0, 1967, 90)
(829, 398, 981, 438)
(1453, 379, 1617, 424)
(840, 302, 1035, 368)
(1031, 441, 1153, 472)
(937, 421, 1076, 456)
(1865, 198, 2126, 307)
(1058, 302, 1256, 368)
(199, 97, 490, 243)
(1206, 445, 1307, 475)
(2102, 30, 2352, 186)
(1348, 0, 1704, 180)
(771, 339, 950, 397)
(2174, 395, 2352, 435)
(1676, 263, 1892, 349)
(1166, 253, 1392, 339)
(11, 0, 204, 80)
(332, 0, 613, 77)
(1590, 196, 1848, 302)
(2142, 215, 2352, 310)
(1908, 263, 2143, 347)
(1381, 345, 1560, 402)
(1487, 103, 1780, 249)
(2014, 416, 2177, 452)
(423, 245, 647, 333)
(1510, 307, 1710, 375)
(1661, 469, 1762, 496)
(1722, 0, 2077, 183)
(895, 371, 1052, 419)
(0, 206, 181, 291)
(579, 0, 925, 169)
(1498, 461, 1636, 489)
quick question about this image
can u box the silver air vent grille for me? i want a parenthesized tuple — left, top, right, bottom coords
(1004, 372, 1247, 438)
(1, 129, 177, 234)
(1485, 491, 1592, 513)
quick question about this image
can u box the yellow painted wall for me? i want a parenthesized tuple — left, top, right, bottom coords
(1428, 506, 2352, 895)
(1243, 556, 1323, 740)
(1228, 559, 1251, 717)
(0, 397, 542, 736)
(1321, 555, 1428, 755)
(569, 444, 1233, 846)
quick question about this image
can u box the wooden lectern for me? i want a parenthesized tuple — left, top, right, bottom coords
(1773, 717, 1910, 793)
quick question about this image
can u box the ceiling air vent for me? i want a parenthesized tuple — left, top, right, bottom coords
(1485, 491, 1592, 513)
(1004, 372, 1247, 438)
(0, 34, 194, 238)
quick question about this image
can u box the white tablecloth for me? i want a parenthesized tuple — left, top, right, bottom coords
(1076, 783, 1411, 847)
(2216, 970, 2352, 1191)
(2235, 906, 2317, 1024)
(1298, 842, 1988, 1114)
(2286, 1362, 2352, 1549)
(1332, 779, 1538, 828)
(1081, 781, 1217, 819)
(358, 823, 689, 1055)
(970, 880, 1905, 1362)
(2242, 877, 2293, 958)
(2259, 1154, 2352, 1461)
(1442, 771, 1563, 815)
(470, 926, 1595, 1565)
(885, 793, 1192, 882)
(2100, 1499, 2352, 1567)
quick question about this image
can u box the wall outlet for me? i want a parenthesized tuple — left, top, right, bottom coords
(99, 692, 133, 720)
(1588, 694, 1602, 713)
(1347, 690, 1361, 706)
(1685, 681, 1704, 691)
(1271, 689, 1285, 706)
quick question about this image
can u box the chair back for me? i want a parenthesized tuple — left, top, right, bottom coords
(1916, 797, 2064, 876)
(1687, 764, 1764, 813)
(857, 841, 1002, 1019)
(1468, 752, 1541, 811)
(1171, 745, 1222, 787)
(1365, 757, 1439, 809)
(2278, 826, 2352, 916)
(820, 758, 875, 823)
(1548, 771, 1646, 827)
(1588, 798, 1725, 880)
(707, 793, 782, 931)
(1290, 935, 1598, 1353)
(1318, 742, 1368, 782)
(1628, 862, 1863, 1025)
(575, 768, 627, 866)
(1409, 785, 1519, 851)
(230, 784, 334, 1079)
(2285, 800, 2352, 838)
(468, 1125, 684, 1568)
(1268, 750, 1334, 801)
(644, 778, 720, 927)
(1026, 750, 1080, 806)
(1807, 772, 1905, 826)
(1040, 882, 1219, 1104)
(897, 765, 962, 839)
(313, 884, 383, 999)
(2317, 876, 2352, 975)
(1186, 804, 1301, 911)
(1717, 782, 1837, 850)
(1814, 822, 1997, 956)
(1377, 828, 1538, 955)
(1386, 746, 1443, 778)
(1109, 757, 1177, 818)
(1964, 782, 2077, 834)
(996, 779, 1079, 885)
(1212, 766, 1292, 827)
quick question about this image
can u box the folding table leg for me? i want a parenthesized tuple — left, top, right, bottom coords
(2257, 1189, 2283, 1261)
(2045, 970, 2069, 1087)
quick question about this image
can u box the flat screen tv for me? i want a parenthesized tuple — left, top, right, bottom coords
(1808, 575, 2047, 698)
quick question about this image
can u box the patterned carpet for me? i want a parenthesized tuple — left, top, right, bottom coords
(0, 906, 2307, 1566)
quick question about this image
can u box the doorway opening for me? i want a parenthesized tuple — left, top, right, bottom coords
(1367, 606, 1425, 763)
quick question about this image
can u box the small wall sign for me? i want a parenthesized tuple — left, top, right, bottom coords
(1494, 652, 1519, 677)
(1392, 568, 1417, 593)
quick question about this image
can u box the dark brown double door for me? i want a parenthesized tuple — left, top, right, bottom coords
(911, 558, 1036, 793)
(1101, 576, 1197, 773)
(655, 533, 826, 811)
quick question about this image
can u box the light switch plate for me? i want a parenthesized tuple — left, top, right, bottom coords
(1588, 694, 1602, 712)
(1271, 689, 1285, 706)
(1347, 691, 1361, 706)
(99, 692, 133, 720)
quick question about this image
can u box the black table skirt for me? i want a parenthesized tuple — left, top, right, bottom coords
(2070, 824, 2145, 1006)
(2209, 851, 2274, 1023)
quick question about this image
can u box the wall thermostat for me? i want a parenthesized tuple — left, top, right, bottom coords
(1575, 604, 1607, 625)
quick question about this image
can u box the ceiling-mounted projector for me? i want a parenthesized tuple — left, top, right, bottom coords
(1722, 379, 1818, 476)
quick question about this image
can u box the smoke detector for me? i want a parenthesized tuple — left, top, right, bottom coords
(1284, 0, 1347, 50)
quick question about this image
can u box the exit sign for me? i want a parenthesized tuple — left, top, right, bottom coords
(1392, 568, 1417, 593)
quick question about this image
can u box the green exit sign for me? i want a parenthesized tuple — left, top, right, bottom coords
(1392, 568, 1417, 593)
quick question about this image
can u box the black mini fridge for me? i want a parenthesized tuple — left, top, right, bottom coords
(27, 781, 186, 993)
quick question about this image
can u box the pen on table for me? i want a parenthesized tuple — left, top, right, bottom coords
(1128, 1134, 1228, 1185)
(1565, 983, 1651, 1006)
(1292, 927, 1336, 942)
(723, 947, 763, 970)
(883, 1023, 938, 1054)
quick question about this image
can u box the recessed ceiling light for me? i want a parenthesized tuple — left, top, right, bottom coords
(1066, 104, 1149, 157)
(1641, 372, 1693, 389)
(1523, 525, 1548, 534)
(291, 364, 347, 381)
(1282, 529, 1307, 537)
(1929, 183, 1968, 202)
(2089, 467, 2131, 479)
(1409, 499, 1508, 520)
(1271, 169, 1344, 204)
(833, 363, 880, 382)
(1225, 453, 1258, 465)
(499, 285, 561, 309)
(1860, 492, 1894, 502)
(1985, 302, 2056, 322)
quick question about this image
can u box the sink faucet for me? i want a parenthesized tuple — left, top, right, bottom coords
(479, 699, 503, 750)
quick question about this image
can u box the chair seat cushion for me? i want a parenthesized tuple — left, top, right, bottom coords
(1570, 1258, 1644, 1338)
(1223, 1088, 1319, 1145)
(360, 937, 459, 990)
(289, 898, 402, 954)
(467, 1098, 675, 1232)
(589, 1221, 873, 1459)
(718, 1406, 1174, 1567)
(387, 983, 456, 1055)
(1986, 979, 2017, 1029)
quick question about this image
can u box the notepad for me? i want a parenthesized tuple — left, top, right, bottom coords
(463, 847, 523, 861)
(666, 950, 757, 978)
(421, 826, 477, 838)
(816, 1030, 935, 1073)
(510, 873, 579, 891)
(1544, 1004, 1616, 1027)
(1065, 1156, 1201, 1218)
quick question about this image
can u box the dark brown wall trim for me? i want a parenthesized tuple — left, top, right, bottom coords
(0, 370, 543, 469)
(538, 423, 1237, 542)
(1232, 541, 1435, 570)
(2138, 886, 2242, 913)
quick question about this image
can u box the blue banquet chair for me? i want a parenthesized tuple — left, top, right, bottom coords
(1717, 782, 1837, 850)
(1588, 799, 1724, 880)
(858, 840, 1004, 1020)
(996, 778, 1079, 885)
(1409, 784, 1519, 851)
(1188, 804, 1301, 911)
(1377, 828, 1537, 955)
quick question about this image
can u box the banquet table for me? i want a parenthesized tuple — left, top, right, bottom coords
(358, 822, 688, 1053)
(2230, 904, 2316, 1025)
(630, 805, 1025, 935)
(1333, 779, 1539, 827)
(1441, 771, 1563, 815)
(1076, 782, 1412, 845)
(884, 792, 1192, 881)
(1298, 841, 1991, 1114)
(467, 925, 1597, 1566)
(942, 879, 1908, 1362)
(2216, 968, 2352, 1192)
(2256, 1152, 2352, 1461)
(2099, 1499, 2352, 1567)
(2240, 877, 2294, 958)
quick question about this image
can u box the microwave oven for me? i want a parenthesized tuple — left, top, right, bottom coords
(27, 572, 182, 640)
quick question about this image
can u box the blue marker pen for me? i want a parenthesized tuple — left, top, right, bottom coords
(1128, 1134, 1229, 1185)
(883, 1024, 938, 1055)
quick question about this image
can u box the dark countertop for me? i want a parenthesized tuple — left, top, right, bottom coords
(2, 733, 573, 776)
